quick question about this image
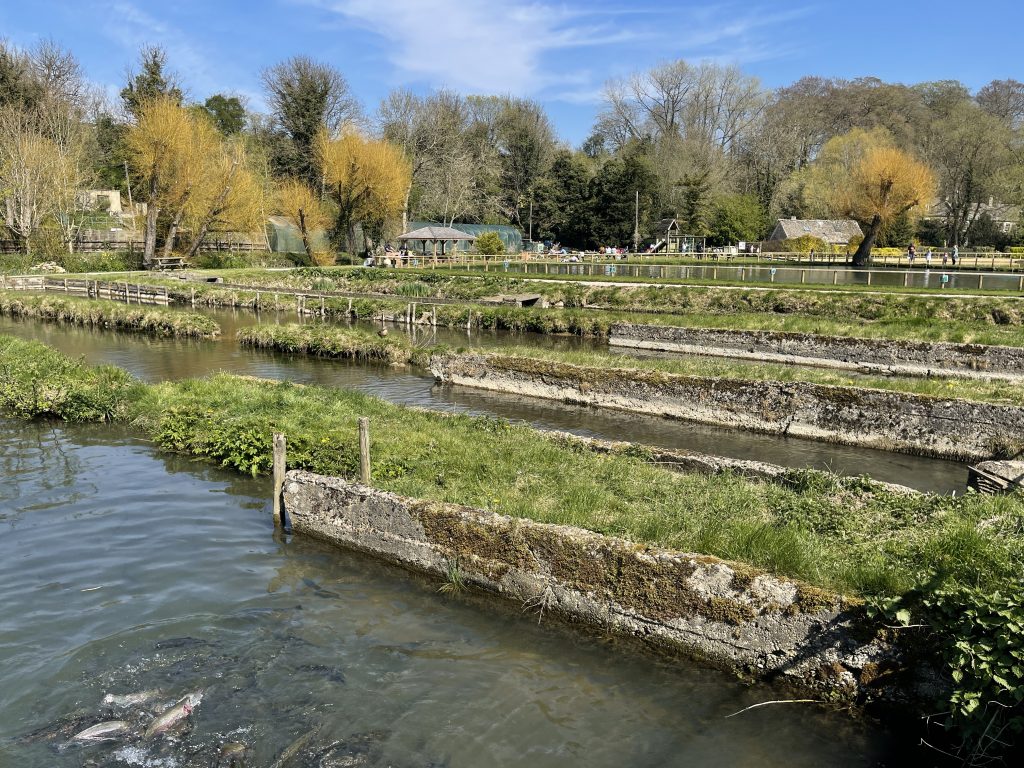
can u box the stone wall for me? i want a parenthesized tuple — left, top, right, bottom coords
(610, 323, 1024, 381)
(282, 470, 906, 701)
(430, 353, 1024, 461)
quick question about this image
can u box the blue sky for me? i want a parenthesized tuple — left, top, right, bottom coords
(2, 0, 1022, 144)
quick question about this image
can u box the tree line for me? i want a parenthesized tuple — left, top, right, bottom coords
(2, 41, 1022, 263)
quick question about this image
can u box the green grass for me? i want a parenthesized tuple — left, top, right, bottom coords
(2, 332, 1022, 603)
(475, 346, 1024, 407)
(0, 292, 220, 338)
(237, 323, 417, 364)
(133, 268, 1024, 347)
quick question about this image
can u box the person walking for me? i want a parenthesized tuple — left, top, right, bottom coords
(952, 245, 959, 266)
(908, 243, 916, 265)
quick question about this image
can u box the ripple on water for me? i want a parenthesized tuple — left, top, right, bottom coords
(0, 418, 909, 767)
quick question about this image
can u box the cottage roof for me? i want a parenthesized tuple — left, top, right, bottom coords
(770, 218, 863, 244)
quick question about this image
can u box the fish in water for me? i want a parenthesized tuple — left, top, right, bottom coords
(269, 727, 319, 768)
(295, 663, 346, 685)
(154, 637, 210, 650)
(71, 720, 131, 741)
(102, 689, 162, 708)
(144, 692, 203, 738)
(218, 741, 249, 767)
(301, 578, 341, 599)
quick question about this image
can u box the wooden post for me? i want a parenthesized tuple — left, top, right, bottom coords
(800, 269, 806, 284)
(432, 305, 437, 326)
(1018, 276, 1023, 292)
(833, 271, 838, 285)
(320, 295, 325, 317)
(979, 275, 985, 290)
(255, 290, 261, 310)
(273, 433, 287, 528)
(904, 272, 909, 287)
(191, 287, 196, 307)
(867, 271, 872, 286)
(358, 417, 370, 485)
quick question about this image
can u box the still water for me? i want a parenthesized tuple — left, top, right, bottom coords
(0, 418, 907, 766)
(503, 261, 1024, 292)
(0, 310, 968, 493)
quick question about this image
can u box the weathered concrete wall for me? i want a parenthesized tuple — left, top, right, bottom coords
(610, 323, 1024, 381)
(430, 353, 1024, 461)
(282, 470, 904, 700)
(544, 429, 917, 495)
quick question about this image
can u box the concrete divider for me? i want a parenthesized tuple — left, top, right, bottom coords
(282, 470, 910, 700)
(430, 353, 1024, 461)
(609, 323, 1024, 381)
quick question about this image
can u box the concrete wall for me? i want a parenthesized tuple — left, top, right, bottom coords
(430, 353, 1024, 461)
(610, 323, 1024, 381)
(282, 470, 905, 700)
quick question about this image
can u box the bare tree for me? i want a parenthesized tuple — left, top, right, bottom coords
(262, 57, 360, 185)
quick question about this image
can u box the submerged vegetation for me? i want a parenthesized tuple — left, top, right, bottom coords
(0, 292, 220, 339)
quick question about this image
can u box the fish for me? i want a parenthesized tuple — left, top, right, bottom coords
(102, 689, 162, 708)
(71, 720, 131, 741)
(154, 636, 210, 650)
(269, 727, 319, 768)
(218, 741, 249, 767)
(144, 691, 203, 738)
(295, 663, 346, 685)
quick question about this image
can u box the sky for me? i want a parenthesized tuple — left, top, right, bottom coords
(2, 0, 1022, 144)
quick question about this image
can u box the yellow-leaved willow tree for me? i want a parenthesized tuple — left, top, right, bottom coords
(275, 178, 331, 263)
(127, 97, 265, 262)
(800, 128, 936, 266)
(315, 126, 410, 254)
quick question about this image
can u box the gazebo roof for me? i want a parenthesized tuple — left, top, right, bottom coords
(396, 225, 476, 241)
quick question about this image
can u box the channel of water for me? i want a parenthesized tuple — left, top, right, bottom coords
(501, 261, 1024, 291)
(0, 308, 968, 493)
(0, 417, 915, 766)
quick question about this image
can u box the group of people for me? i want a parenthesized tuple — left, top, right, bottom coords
(365, 243, 413, 267)
(907, 244, 958, 267)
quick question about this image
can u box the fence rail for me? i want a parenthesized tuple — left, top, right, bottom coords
(0, 238, 267, 255)
(0, 275, 170, 305)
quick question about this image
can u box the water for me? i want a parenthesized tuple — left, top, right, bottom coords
(0, 418, 908, 765)
(500, 261, 1024, 292)
(0, 311, 969, 493)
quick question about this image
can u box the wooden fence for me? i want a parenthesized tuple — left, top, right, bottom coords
(0, 275, 170, 306)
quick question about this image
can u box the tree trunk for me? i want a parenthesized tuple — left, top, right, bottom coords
(852, 215, 882, 267)
(298, 208, 313, 261)
(346, 221, 357, 256)
(143, 169, 158, 266)
(162, 208, 184, 258)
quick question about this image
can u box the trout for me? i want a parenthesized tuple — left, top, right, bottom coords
(144, 692, 202, 738)
(72, 720, 130, 741)
(103, 689, 162, 708)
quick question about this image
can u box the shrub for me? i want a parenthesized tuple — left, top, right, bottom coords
(475, 232, 506, 256)
(781, 235, 828, 253)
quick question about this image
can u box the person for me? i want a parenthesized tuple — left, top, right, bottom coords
(952, 245, 959, 266)
(907, 243, 916, 264)
(925, 249, 931, 268)
(941, 250, 948, 266)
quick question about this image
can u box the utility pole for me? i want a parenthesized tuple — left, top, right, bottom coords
(528, 197, 533, 243)
(632, 190, 640, 253)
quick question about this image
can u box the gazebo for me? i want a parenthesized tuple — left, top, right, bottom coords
(396, 225, 476, 263)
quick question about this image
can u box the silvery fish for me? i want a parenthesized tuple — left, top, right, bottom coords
(103, 689, 162, 708)
(144, 692, 203, 738)
(72, 720, 130, 741)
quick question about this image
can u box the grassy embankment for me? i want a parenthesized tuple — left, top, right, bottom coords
(0, 292, 220, 338)
(139, 268, 1024, 347)
(238, 323, 1024, 407)
(2, 332, 1023, 746)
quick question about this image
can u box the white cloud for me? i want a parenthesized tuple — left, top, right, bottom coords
(308, 0, 647, 95)
(306, 0, 811, 104)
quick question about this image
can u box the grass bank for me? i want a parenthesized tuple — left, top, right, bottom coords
(142, 268, 1024, 347)
(478, 346, 1024, 407)
(237, 323, 416, 365)
(0, 333, 1018, 600)
(0, 292, 220, 339)
(1, 333, 1022, 748)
